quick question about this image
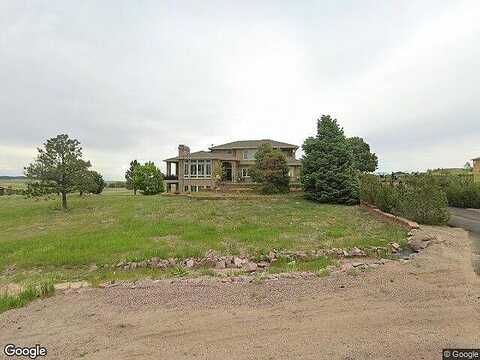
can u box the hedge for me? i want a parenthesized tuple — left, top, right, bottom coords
(360, 174, 450, 225)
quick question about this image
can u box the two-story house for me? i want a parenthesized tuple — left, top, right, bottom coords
(164, 139, 301, 193)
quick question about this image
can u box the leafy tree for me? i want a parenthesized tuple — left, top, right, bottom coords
(133, 162, 164, 195)
(25, 134, 91, 210)
(78, 170, 106, 195)
(301, 115, 358, 204)
(250, 143, 290, 194)
(347, 136, 378, 173)
(212, 162, 226, 190)
(125, 160, 140, 195)
(464, 162, 473, 172)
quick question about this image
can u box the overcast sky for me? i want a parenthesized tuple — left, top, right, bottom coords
(1, 0, 479, 179)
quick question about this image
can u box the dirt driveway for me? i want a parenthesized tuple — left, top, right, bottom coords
(1, 226, 479, 360)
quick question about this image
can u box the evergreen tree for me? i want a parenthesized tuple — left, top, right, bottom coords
(301, 115, 358, 204)
(125, 160, 140, 195)
(25, 134, 91, 209)
(347, 136, 378, 173)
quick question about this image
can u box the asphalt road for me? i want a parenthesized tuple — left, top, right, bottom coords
(449, 207, 480, 274)
(449, 208, 480, 235)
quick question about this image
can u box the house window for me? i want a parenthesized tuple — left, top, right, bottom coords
(197, 161, 205, 177)
(242, 167, 249, 177)
(190, 185, 198, 192)
(184, 185, 189, 192)
(184, 160, 212, 179)
(206, 161, 211, 176)
(288, 168, 294, 178)
(243, 150, 256, 160)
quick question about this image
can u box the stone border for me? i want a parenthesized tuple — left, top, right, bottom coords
(361, 203, 419, 230)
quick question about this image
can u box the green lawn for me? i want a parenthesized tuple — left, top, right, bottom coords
(0, 191, 407, 285)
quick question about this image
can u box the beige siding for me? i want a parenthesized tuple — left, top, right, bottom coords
(474, 159, 480, 183)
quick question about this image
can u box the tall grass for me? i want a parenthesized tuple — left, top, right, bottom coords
(0, 193, 407, 273)
(0, 282, 54, 313)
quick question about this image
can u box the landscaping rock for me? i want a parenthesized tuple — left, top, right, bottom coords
(257, 261, 269, 268)
(233, 256, 246, 268)
(390, 243, 401, 253)
(88, 264, 98, 272)
(268, 251, 277, 262)
(242, 262, 258, 272)
(408, 232, 437, 252)
(352, 262, 365, 268)
(350, 247, 365, 257)
(215, 260, 226, 269)
(185, 259, 195, 268)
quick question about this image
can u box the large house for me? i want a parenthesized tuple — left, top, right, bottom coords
(164, 139, 301, 193)
(474, 157, 480, 183)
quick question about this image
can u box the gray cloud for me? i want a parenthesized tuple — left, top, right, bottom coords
(1, 0, 479, 179)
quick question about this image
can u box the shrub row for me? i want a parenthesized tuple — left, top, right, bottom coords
(439, 176, 480, 209)
(359, 174, 450, 225)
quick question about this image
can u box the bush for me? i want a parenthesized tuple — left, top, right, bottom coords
(359, 174, 449, 225)
(442, 176, 480, 208)
(250, 143, 290, 194)
(133, 162, 165, 195)
(395, 176, 449, 225)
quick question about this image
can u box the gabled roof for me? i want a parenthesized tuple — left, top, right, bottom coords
(164, 151, 236, 162)
(209, 139, 298, 150)
(473, 157, 480, 161)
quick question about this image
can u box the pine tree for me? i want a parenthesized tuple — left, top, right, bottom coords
(301, 115, 358, 204)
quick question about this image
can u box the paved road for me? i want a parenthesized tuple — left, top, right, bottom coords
(449, 208, 480, 235)
(449, 207, 480, 274)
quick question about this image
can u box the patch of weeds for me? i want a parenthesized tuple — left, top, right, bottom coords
(0, 282, 55, 313)
(170, 266, 189, 277)
(268, 256, 334, 276)
(252, 272, 266, 284)
(197, 268, 216, 277)
(346, 268, 361, 276)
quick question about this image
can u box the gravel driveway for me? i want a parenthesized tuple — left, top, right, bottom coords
(1, 226, 479, 360)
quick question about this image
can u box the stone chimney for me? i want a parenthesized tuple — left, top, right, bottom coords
(178, 145, 190, 158)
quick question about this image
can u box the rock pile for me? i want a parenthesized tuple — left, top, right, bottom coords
(111, 247, 374, 273)
(407, 229, 439, 252)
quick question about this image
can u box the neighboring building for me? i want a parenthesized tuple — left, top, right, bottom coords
(473, 157, 480, 183)
(164, 139, 301, 193)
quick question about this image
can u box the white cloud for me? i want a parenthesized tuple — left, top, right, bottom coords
(1, 0, 479, 178)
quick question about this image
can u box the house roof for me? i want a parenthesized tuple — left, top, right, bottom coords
(209, 139, 298, 150)
(472, 157, 480, 161)
(164, 151, 236, 162)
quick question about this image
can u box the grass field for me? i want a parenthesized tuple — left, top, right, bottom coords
(0, 191, 407, 286)
(0, 178, 28, 190)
